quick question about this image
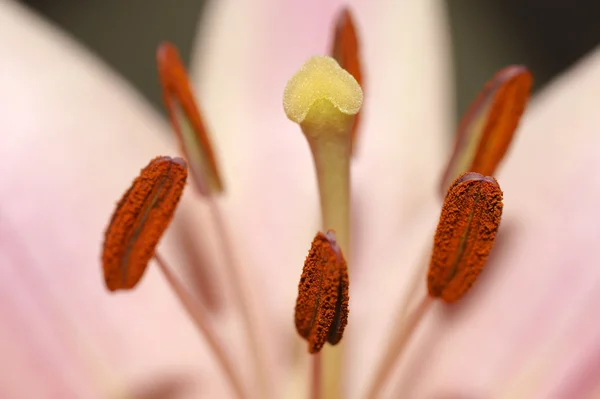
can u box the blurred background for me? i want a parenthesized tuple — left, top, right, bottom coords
(21, 0, 600, 120)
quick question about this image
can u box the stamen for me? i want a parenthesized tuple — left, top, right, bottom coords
(156, 42, 224, 197)
(153, 253, 247, 399)
(295, 230, 349, 354)
(158, 45, 271, 396)
(364, 295, 433, 399)
(330, 7, 364, 154)
(205, 198, 272, 399)
(365, 172, 504, 398)
(101, 157, 246, 397)
(102, 156, 187, 291)
(284, 56, 362, 399)
(440, 66, 532, 194)
(363, 241, 433, 399)
(428, 172, 504, 302)
(392, 70, 524, 341)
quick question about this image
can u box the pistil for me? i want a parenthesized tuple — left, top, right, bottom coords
(284, 56, 362, 399)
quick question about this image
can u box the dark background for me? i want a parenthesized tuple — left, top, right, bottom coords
(22, 0, 600, 119)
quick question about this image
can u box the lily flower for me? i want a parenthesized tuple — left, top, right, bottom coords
(1, 0, 600, 398)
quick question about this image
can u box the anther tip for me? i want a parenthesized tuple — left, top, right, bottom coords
(454, 172, 499, 187)
(324, 229, 342, 257)
(498, 65, 532, 80)
(171, 157, 188, 168)
(156, 41, 178, 63)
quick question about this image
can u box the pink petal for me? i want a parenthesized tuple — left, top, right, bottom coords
(0, 2, 234, 397)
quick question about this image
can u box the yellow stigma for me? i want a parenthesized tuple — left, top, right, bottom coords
(283, 56, 362, 137)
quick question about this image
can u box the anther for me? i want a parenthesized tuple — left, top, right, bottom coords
(156, 42, 223, 197)
(330, 7, 364, 153)
(295, 230, 350, 353)
(440, 66, 532, 194)
(102, 156, 187, 291)
(428, 172, 504, 302)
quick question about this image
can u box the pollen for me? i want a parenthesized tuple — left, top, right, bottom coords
(295, 230, 350, 353)
(428, 172, 503, 302)
(102, 156, 188, 291)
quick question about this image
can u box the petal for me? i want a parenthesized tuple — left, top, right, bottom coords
(0, 2, 232, 397)
(351, 0, 453, 273)
(389, 47, 600, 398)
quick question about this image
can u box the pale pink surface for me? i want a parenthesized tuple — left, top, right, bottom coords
(0, 1, 233, 398)
(2, 0, 600, 398)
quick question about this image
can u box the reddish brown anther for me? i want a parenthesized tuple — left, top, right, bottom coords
(156, 41, 223, 196)
(295, 230, 350, 353)
(428, 172, 503, 302)
(331, 7, 363, 154)
(102, 156, 188, 291)
(440, 66, 532, 194)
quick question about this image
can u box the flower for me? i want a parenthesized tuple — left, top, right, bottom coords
(2, 0, 600, 398)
